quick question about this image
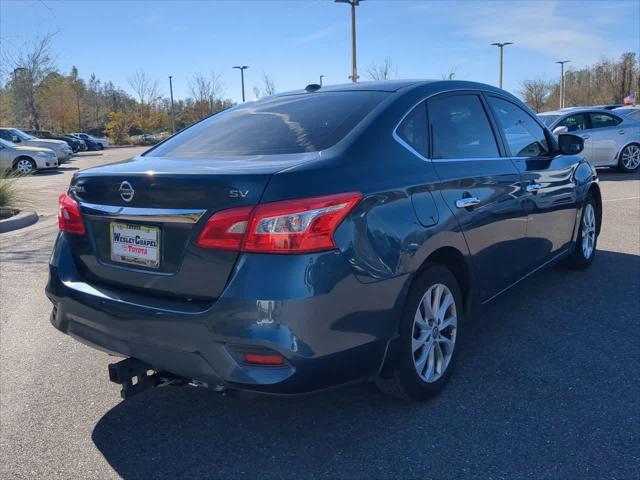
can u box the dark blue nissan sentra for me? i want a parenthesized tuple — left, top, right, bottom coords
(46, 80, 601, 400)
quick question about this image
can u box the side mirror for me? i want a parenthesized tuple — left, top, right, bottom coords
(558, 133, 584, 155)
(11, 135, 20, 143)
(552, 126, 569, 136)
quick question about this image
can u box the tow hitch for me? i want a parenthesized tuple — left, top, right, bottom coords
(108, 357, 226, 399)
(108, 358, 186, 399)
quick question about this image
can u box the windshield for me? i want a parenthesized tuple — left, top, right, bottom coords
(537, 115, 560, 127)
(0, 138, 16, 148)
(147, 91, 388, 158)
(11, 129, 36, 140)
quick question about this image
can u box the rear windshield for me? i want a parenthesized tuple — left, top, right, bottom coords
(147, 92, 388, 157)
(538, 115, 560, 127)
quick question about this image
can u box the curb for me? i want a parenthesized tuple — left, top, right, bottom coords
(0, 210, 39, 234)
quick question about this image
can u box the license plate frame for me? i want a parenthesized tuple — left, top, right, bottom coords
(110, 222, 160, 269)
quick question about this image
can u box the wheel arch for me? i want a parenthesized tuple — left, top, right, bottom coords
(587, 183, 603, 235)
(12, 155, 35, 168)
(415, 246, 473, 314)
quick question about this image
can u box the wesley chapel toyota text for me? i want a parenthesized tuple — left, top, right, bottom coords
(46, 80, 601, 400)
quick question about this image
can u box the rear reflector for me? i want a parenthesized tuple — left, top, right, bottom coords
(196, 192, 362, 254)
(58, 193, 85, 235)
(243, 353, 285, 366)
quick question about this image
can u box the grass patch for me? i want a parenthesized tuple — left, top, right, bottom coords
(0, 172, 19, 208)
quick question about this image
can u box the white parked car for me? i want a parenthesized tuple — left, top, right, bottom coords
(0, 138, 58, 174)
(538, 108, 640, 172)
(72, 133, 109, 149)
(0, 128, 73, 163)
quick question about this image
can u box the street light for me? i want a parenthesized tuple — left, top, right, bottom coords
(335, 0, 364, 83)
(319, 75, 325, 86)
(556, 60, 570, 108)
(233, 66, 249, 102)
(490, 42, 513, 89)
(168, 75, 176, 134)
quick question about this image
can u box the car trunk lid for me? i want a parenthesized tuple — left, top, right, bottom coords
(68, 153, 315, 300)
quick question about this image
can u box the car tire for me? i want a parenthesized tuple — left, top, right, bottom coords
(618, 143, 640, 173)
(13, 157, 36, 175)
(376, 263, 463, 401)
(564, 195, 598, 269)
(97, 143, 104, 151)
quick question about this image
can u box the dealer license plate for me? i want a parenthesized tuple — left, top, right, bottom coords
(110, 222, 160, 268)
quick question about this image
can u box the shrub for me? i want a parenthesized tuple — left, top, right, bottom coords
(0, 172, 19, 208)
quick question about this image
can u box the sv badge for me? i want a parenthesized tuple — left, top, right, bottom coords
(229, 189, 249, 198)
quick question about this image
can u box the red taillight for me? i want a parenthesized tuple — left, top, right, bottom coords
(58, 193, 85, 235)
(243, 353, 285, 366)
(196, 205, 253, 250)
(196, 192, 362, 254)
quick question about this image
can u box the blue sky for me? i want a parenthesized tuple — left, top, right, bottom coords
(1, 0, 638, 103)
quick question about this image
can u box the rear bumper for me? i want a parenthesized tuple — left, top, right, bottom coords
(46, 233, 406, 394)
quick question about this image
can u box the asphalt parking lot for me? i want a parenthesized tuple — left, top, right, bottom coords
(1, 148, 638, 479)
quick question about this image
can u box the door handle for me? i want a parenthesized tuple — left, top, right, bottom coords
(581, 135, 591, 140)
(618, 130, 625, 135)
(455, 197, 480, 208)
(526, 183, 542, 193)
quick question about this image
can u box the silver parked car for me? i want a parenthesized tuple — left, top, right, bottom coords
(538, 108, 640, 172)
(0, 128, 73, 163)
(0, 138, 59, 174)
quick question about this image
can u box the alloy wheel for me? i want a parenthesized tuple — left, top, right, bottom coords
(581, 203, 596, 259)
(622, 145, 640, 170)
(15, 159, 34, 174)
(412, 283, 457, 383)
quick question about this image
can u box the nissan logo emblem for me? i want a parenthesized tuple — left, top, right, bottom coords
(119, 181, 134, 203)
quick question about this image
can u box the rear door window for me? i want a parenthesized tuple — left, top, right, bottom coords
(559, 114, 589, 132)
(427, 94, 499, 159)
(487, 96, 549, 157)
(396, 102, 428, 157)
(147, 92, 388, 157)
(589, 113, 622, 129)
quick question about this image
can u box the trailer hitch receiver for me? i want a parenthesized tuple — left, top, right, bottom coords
(108, 357, 165, 399)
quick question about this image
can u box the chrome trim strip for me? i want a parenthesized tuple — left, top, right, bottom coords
(79, 202, 206, 224)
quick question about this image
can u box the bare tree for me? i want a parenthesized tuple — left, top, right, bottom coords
(520, 79, 552, 112)
(189, 74, 212, 104)
(262, 73, 276, 96)
(253, 86, 261, 100)
(2, 33, 56, 129)
(128, 70, 159, 105)
(190, 71, 223, 113)
(367, 57, 396, 81)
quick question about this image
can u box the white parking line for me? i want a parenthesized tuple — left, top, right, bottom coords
(603, 196, 640, 203)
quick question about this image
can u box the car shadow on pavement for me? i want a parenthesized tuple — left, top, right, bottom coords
(37, 167, 79, 175)
(597, 169, 640, 182)
(92, 250, 639, 479)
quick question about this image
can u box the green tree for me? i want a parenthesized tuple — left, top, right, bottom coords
(105, 111, 130, 144)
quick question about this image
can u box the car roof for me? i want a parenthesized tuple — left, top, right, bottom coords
(539, 107, 619, 116)
(275, 79, 514, 97)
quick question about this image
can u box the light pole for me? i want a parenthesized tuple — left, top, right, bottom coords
(556, 60, 570, 108)
(335, 0, 363, 83)
(168, 75, 176, 134)
(13, 67, 26, 127)
(319, 75, 324, 86)
(490, 42, 513, 89)
(233, 66, 249, 102)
